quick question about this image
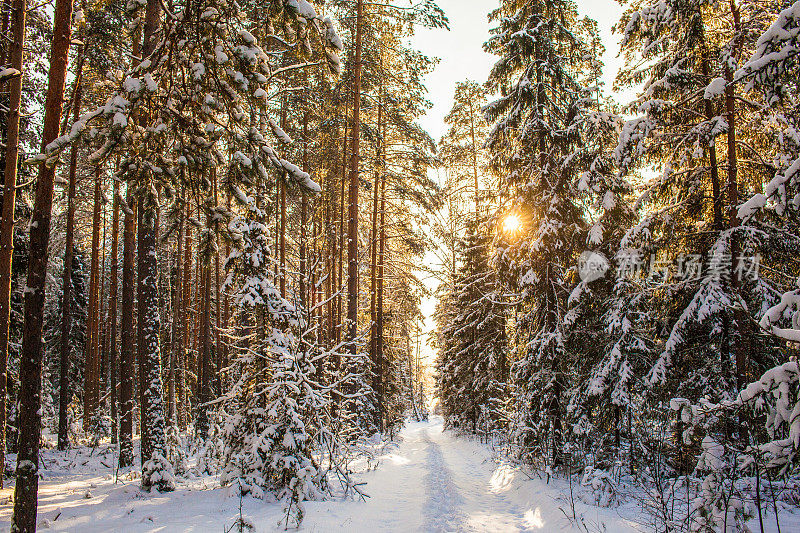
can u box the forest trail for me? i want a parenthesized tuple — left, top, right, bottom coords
(303, 417, 634, 532)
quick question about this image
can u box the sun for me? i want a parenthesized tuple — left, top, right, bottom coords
(502, 213, 522, 234)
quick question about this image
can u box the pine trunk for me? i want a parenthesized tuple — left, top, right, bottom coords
(99, 202, 109, 404)
(108, 179, 120, 443)
(195, 240, 213, 439)
(11, 0, 73, 526)
(180, 206, 193, 430)
(0, 1, 10, 68)
(300, 107, 309, 310)
(376, 141, 387, 433)
(280, 176, 286, 298)
(331, 101, 347, 347)
(214, 172, 221, 396)
(280, 105, 287, 299)
(84, 166, 103, 431)
(369, 78, 382, 426)
(469, 101, 480, 215)
(346, 0, 364, 355)
(119, 193, 136, 468)
(169, 197, 184, 426)
(337, 111, 347, 347)
(57, 75, 81, 451)
(725, 0, 749, 441)
(701, 50, 723, 232)
(0, 0, 26, 486)
(137, 191, 167, 470)
(136, 0, 167, 476)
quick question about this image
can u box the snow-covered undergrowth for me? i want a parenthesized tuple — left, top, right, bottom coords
(0, 430, 384, 532)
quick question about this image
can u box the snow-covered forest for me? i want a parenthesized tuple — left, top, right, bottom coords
(0, 0, 799, 531)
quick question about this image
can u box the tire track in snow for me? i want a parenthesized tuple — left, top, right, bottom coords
(422, 428, 464, 532)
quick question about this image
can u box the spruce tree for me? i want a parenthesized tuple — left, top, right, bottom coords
(483, 0, 600, 467)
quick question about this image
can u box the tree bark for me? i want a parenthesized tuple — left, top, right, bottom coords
(12, 0, 73, 526)
(0, 0, 26, 488)
(701, 50, 723, 231)
(468, 101, 480, 216)
(346, 0, 364, 355)
(169, 195, 184, 426)
(337, 106, 348, 348)
(99, 200, 109, 406)
(119, 193, 136, 468)
(214, 176, 221, 396)
(369, 76, 383, 427)
(725, 0, 749, 442)
(279, 104, 287, 299)
(137, 189, 167, 470)
(195, 225, 213, 439)
(84, 166, 103, 431)
(58, 56, 83, 450)
(300, 106, 309, 310)
(108, 178, 120, 443)
(331, 100, 347, 347)
(376, 132, 387, 433)
(57, 74, 82, 451)
(0, 1, 10, 69)
(179, 202, 193, 430)
(136, 0, 167, 477)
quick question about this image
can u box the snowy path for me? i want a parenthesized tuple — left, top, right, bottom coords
(0, 418, 642, 532)
(305, 417, 638, 532)
(421, 427, 463, 531)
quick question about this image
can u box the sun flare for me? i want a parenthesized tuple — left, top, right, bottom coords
(502, 213, 522, 234)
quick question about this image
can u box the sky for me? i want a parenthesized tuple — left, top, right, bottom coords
(411, 0, 626, 142)
(408, 0, 627, 366)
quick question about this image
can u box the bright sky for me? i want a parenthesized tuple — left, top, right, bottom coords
(408, 0, 627, 367)
(412, 0, 626, 142)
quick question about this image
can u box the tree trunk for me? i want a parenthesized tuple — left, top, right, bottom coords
(119, 193, 136, 468)
(300, 106, 309, 310)
(331, 100, 347, 347)
(99, 200, 109, 407)
(108, 178, 120, 443)
(369, 76, 383, 427)
(0, 1, 10, 69)
(194, 244, 204, 404)
(195, 231, 213, 439)
(468, 101, 480, 215)
(376, 134, 387, 433)
(337, 106, 348, 348)
(214, 176, 221, 396)
(169, 196, 184, 426)
(119, 20, 143, 469)
(279, 104, 287, 299)
(179, 203, 193, 430)
(84, 166, 103, 432)
(57, 74, 82, 451)
(0, 0, 26, 488)
(11, 0, 73, 527)
(137, 190, 167, 471)
(701, 50, 723, 232)
(725, 0, 749, 442)
(136, 0, 167, 477)
(280, 175, 286, 298)
(346, 0, 364, 355)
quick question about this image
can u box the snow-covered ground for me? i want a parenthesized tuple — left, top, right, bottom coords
(0, 418, 795, 531)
